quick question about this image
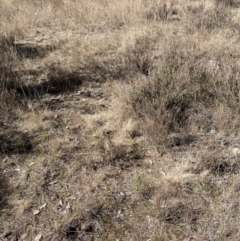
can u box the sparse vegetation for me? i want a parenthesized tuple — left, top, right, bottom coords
(1, 0, 240, 240)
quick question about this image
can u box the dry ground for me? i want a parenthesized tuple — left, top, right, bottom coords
(1, 0, 240, 240)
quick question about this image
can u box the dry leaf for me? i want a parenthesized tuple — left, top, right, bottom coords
(3, 157, 9, 162)
(49, 180, 58, 185)
(39, 203, 47, 210)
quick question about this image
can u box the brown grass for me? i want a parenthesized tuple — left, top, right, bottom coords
(1, 0, 240, 240)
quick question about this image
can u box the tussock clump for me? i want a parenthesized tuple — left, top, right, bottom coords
(146, 1, 179, 22)
(155, 178, 219, 239)
(46, 36, 133, 85)
(129, 42, 206, 141)
(46, 31, 158, 87)
(215, 0, 240, 7)
(125, 35, 155, 76)
(165, 133, 196, 148)
(129, 38, 240, 145)
(0, 131, 32, 154)
(187, 3, 205, 15)
(60, 192, 129, 240)
(146, 2, 168, 21)
(107, 143, 144, 169)
(194, 153, 239, 175)
(191, 6, 233, 32)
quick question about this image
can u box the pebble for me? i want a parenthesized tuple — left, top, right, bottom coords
(33, 210, 40, 215)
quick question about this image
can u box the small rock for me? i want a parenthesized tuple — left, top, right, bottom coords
(66, 202, 71, 209)
(159, 168, 166, 176)
(168, 15, 181, 21)
(146, 150, 151, 157)
(208, 60, 220, 72)
(209, 129, 216, 135)
(231, 147, 240, 157)
(20, 233, 28, 240)
(200, 170, 209, 177)
(34, 233, 42, 241)
(143, 159, 153, 166)
(33, 210, 40, 215)
(59, 199, 63, 207)
(116, 210, 123, 218)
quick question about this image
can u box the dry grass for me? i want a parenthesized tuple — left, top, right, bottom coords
(1, 0, 240, 240)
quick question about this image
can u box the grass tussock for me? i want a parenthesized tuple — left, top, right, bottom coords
(215, 0, 240, 7)
(2, 0, 240, 240)
(129, 37, 240, 145)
